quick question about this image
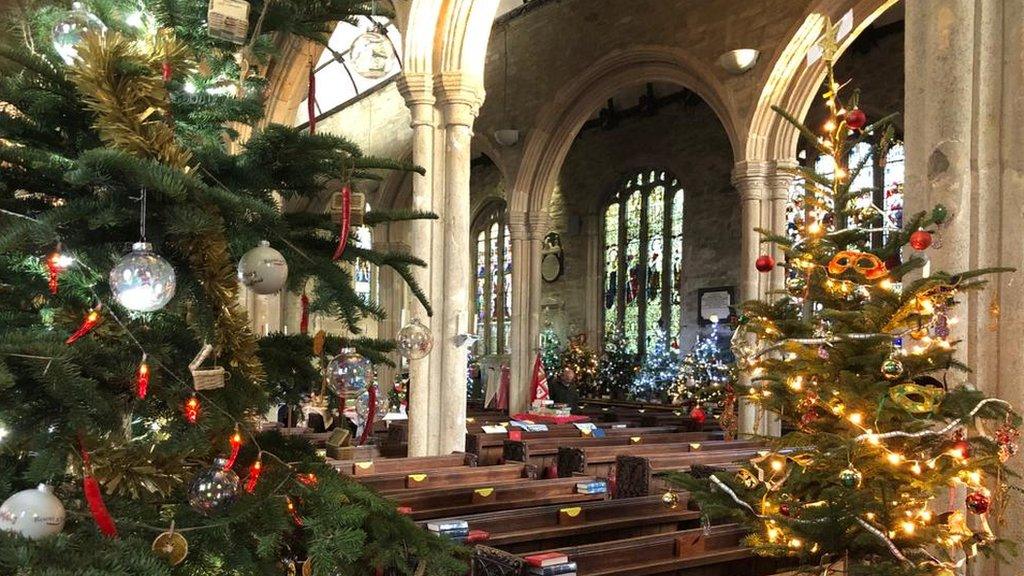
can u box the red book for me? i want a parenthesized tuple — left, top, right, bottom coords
(525, 552, 569, 567)
(467, 529, 490, 543)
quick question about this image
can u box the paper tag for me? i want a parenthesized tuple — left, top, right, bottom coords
(482, 425, 507, 434)
(574, 423, 597, 433)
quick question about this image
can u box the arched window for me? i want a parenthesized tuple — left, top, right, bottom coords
(472, 201, 512, 355)
(788, 141, 904, 247)
(603, 169, 684, 355)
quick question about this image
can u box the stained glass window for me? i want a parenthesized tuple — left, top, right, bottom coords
(603, 169, 683, 355)
(472, 201, 512, 355)
(353, 221, 374, 304)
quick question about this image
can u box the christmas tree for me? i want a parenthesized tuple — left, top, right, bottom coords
(631, 326, 680, 402)
(671, 320, 736, 412)
(539, 325, 562, 379)
(0, 1, 464, 574)
(670, 25, 1019, 576)
(592, 329, 637, 400)
(559, 333, 598, 396)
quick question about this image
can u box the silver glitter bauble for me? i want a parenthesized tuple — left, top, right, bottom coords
(349, 29, 395, 79)
(188, 458, 239, 515)
(396, 318, 433, 360)
(52, 2, 107, 64)
(326, 348, 374, 397)
(110, 242, 176, 312)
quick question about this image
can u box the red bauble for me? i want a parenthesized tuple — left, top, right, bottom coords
(846, 108, 867, 130)
(965, 491, 991, 515)
(690, 405, 707, 425)
(800, 409, 819, 428)
(950, 439, 971, 460)
(755, 254, 776, 273)
(779, 503, 791, 517)
(909, 229, 933, 251)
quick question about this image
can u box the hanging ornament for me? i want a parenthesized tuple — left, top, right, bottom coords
(839, 467, 862, 488)
(661, 491, 679, 508)
(778, 502, 792, 517)
(355, 383, 386, 445)
(799, 409, 819, 428)
(845, 107, 867, 130)
(965, 491, 991, 515)
(331, 185, 352, 261)
(306, 60, 316, 134)
(244, 457, 263, 493)
(888, 382, 944, 414)
(238, 240, 288, 294)
(948, 439, 971, 460)
(183, 395, 200, 424)
(110, 242, 177, 312)
(207, 0, 250, 44)
(299, 292, 310, 334)
(327, 348, 374, 397)
(396, 318, 433, 360)
(135, 354, 150, 399)
(880, 355, 904, 380)
(735, 468, 759, 489)
(66, 306, 101, 344)
(188, 458, 239, 515)
(80, 445, 117, 537)
(51, 2, 107, 64)
(44, 245, 72, 295)
(690, 405, 707, 425)
(152, 524, 188, 565)
(348, 26, 396, 79)
(224, 429, 243, 470)
(996, 422, 1020, 462)
(827, 251, 888, 280)
(161, 60, 173, 83)
(909, 229, 933, 251)
(0, 484, 66, 540)
(754, 254, 775, 273)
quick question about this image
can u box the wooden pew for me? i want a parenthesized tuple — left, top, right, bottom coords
(332, 452, 476, 477)
(362, 462, 537, 493)
(468, 424, 681, 465)
(503, 431, 720, 469)
(391, 476, 609, 520)
(557, 439, 762, 478)
(616, 450, 761, 498)
(517, 524, 775, 576)
(420, 494, 702, 554)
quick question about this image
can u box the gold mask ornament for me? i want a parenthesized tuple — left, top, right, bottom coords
(827, 250, 889, 280)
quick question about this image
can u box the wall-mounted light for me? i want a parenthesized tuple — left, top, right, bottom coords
(718, 49, 760, 75)
(494, 129, 519, 147)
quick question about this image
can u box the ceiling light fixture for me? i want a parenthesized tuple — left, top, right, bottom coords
(718, 49, 760, 75)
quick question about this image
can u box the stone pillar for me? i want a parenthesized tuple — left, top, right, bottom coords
(397, 73, 439, 457)
(767, 160, 797, 298)
(905, 3, 1024, 565)
(508, 210, 549, 414)
(435, 73, 484, 454)
(582, 213, 604, 346)
(374, 235, 410, 396)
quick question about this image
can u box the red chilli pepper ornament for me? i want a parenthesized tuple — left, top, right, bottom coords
(331, 184, 352, 261)
(80, 441, 118, 537)
(299, 291, 310, 334)
(307, 61, 317, 135)
(66, 306, 101, 344)
(357, 384, 377, 446)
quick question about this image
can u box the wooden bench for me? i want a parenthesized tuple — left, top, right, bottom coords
(503, 431, 719, 469)
(420, 493, 702, 554)
(519, 524, 775, 576)
(468, 424, 681, 465)
(332, 452, 476, 477)
(362, 462, 537, 493)
(391, 476, 609, 520)
(557, 439, 762, 478)
(615, 450, 762, 498)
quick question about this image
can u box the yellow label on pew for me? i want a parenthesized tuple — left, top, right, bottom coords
(630, 436, 642, 444)
(560, 507, 581, 518)
(580, 428, 592, 436)
(355, 461, 374, 470)
(689, 443, 702, 451)
(474, 488, 494, 498)
(408, 473, 428, 483)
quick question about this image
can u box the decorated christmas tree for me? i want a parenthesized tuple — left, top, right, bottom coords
(0, 1, 464, 574)
(670, 25, 1019, 576)
(592, 329, 637, 400)
(631, 326, 680, 402)
(559, 333, 598, 395)
(671, 320, 736, 412)
(539, 324, 562, 379)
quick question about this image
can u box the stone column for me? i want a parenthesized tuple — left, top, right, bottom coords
(397, 73, 439, 457)
(508, 210, 549, 414)
(582, 213, 604, 346)
(435, 73, 484, 454)
(905, 2, 1024, 564)
(374, 235, 410, 396)
(768, 160, 797, 298)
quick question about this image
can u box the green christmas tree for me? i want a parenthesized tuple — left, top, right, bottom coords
(559, 333, 598, 395)
(540, 325, 562, 377)
(670, 29, 1019, 576)
(671, 322, 736, 412)
(631, 326, 680, 402)
(593, 329, 636, 400)
(0, 1, 464, 574)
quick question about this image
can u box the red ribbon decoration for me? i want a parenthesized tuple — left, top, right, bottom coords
(79, 440, 117, 538)
(161, 61, 172, 83)
(331, 184, 352, 261)
(299, 292, 310, 334)
(135, 354, 150, 399)
(307, 61, 316, 135)
(66, 307, 101, 344)
(244, 457, 263, 493)
(183, 395, 200, 424)
(357, 385, 377, 446)
(224, 430, 243, 470)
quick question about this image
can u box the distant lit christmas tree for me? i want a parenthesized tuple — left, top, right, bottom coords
(540, 325, 562, 378)
(672, 320, 736, 411)
(560, 333, 599, 395)
(632, 327, 680, 402)
(593, 329, 637, 399)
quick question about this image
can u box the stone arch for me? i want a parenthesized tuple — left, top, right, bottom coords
(745, 0, 900, 163)
(509, 45, 740, 216)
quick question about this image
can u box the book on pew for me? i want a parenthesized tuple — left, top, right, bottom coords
(524, 552, 569, 567)
(575, 480, 607, 494)
(426, 520, 468, 532)
(527, 562, 577, 576)
(433, 528, 469, 540)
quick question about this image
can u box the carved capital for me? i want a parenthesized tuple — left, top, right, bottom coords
(768, 159, 799, 201)
(435, 71, 485, 126)
(732, 160, 769, 202)
(508, 210, 549, 240)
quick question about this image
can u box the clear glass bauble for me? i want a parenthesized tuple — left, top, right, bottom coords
(237, 240, 288, 295)
(0, 484, 65, 540)
(355, 383, 387, 423)
(110, 242, 176, 312)
(52, 2, 107, 65)
(187, 458, 239, 515)
(326, 348, 374, 397)
(396, 318, 433, 360)
(348, 29, 395, 79)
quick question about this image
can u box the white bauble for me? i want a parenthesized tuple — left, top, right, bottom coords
(396, 318, 433, 360)
(237, 240, 288, 294)
(348, 30, 396, 79)
(52, 2, 107, 65)
(109, 242, 176, 312)
(0, 484, 66, 540)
